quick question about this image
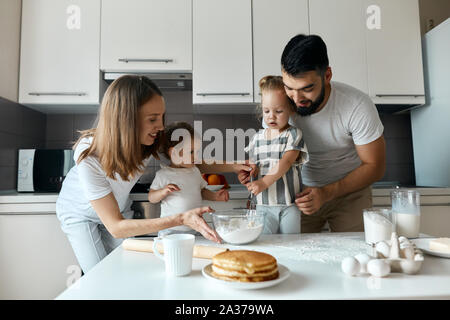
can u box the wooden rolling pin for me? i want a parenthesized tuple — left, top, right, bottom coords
(122, 238, 229, 259)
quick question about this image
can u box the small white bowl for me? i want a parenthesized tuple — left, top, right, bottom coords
(205, 185, 224, 191)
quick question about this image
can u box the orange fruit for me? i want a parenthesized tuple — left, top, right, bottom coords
(207, 174, 222, 185)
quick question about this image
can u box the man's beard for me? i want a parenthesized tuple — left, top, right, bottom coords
(294, 79, 326, 117)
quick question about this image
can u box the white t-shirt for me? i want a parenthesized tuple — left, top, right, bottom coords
(150, 164, 208, 231)
(263, 81, 384, 187)
(56, 137, 152, 225)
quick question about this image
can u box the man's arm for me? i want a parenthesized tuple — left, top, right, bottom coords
(296, 136, 386, 215)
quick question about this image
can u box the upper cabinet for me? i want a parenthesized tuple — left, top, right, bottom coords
(193, 0, 253, 104)
(364, 0, 425, 105)
(17, 0, 425, 110)
(0, 0, 21, 102)
(100, 0, 192, 72)
(308, 0, 424, 105)
(19, 0, 101, 107)
(309, 0, 368, 94)
(252, 0, 309, 103)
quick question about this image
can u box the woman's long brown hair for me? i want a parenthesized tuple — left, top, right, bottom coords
(74, 75, 163, 181)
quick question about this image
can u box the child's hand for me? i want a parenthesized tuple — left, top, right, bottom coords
(214, 189, 229, 202)
(246, 179, 268, 196)
(162, 184, 180, 197)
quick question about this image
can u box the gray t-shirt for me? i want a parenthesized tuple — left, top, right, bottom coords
(264, 81, 384, 188)
(292, 81, 384, 187)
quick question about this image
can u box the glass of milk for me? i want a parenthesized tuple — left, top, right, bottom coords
(391, 189, 421, 238)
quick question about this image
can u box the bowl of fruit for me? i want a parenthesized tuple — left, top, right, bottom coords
(202, 174, 229, 191)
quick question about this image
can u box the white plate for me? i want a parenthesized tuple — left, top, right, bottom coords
(411, 238, 450, 258)
(202, 263, 290, 290)
(205, 185, 224, 191)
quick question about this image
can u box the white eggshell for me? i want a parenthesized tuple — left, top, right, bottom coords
(400, 246, 415, 260)
(341, 257, 361, 276)
(400, 242, 412, 250)
(375, 241, 390, 258)
(354, 253, 372, 273)
(398, 236, 410, 244)
(367, 259, 391, 278)
(414, 253, 424, 261)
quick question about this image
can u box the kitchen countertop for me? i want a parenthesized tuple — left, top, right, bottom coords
(1, 185, 449, 204)
(56, 232, 450, 300)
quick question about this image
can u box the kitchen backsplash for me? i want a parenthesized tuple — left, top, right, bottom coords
(0, 97, 46, 190)
(0, 91, 415, 190)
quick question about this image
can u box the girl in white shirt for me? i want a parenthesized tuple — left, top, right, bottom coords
(149, 122, 229, 235)
(56, 76, 247, 273)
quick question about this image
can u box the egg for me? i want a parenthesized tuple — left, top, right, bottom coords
(398, 236, 410, 244)
(375, 241, 390, 258)
(400, 246, 415, 260)
(367, 259, 391, 277)
(341, 257, 361, 276)
(354, 253, 372, 273)
(414, 253, 424, 261)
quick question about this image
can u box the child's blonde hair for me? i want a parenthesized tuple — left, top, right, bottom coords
(256, 75, 296, 120)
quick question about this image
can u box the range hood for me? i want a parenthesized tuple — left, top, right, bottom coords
(103, 72, 192, 91)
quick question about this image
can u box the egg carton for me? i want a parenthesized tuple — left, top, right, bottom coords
(370, 232, 424, 275)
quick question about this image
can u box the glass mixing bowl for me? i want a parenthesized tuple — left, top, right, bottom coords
(211, 209, 265, 245)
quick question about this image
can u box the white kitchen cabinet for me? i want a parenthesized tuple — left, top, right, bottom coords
(19, 0, 101, 107)
(0, 0, 21, 102)
(420, 206, 450, 238)
(309, 0, 368, 94)
(193, 0, 253, 104)
(365, 0, 425, 105)
(0, 213, 79, 299)
(100, 0, 192, 72)
(252, 0, 309, 103)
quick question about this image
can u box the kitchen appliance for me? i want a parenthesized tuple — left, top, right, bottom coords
(17, 149, 74, 192)
(411, 18, 450, 187)
(103, 72, 192, 91)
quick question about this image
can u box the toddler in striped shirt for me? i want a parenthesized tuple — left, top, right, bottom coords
(245, 76, 308, 234)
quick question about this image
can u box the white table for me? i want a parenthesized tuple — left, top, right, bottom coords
(56, 233, 450, 300)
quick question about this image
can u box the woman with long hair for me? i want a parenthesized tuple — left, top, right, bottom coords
(56, 75, 248, 273)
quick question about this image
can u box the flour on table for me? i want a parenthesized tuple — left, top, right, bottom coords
(256, 233, 369, 264)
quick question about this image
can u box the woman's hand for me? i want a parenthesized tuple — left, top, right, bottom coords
(180, 206, 221, 243)
(246, 179, 268, 196)
(214, 189, 229, 201)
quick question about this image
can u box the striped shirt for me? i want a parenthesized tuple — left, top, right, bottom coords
(244, 126, 308, 206)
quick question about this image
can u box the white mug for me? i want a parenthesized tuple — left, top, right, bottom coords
(152, 233, 195, 276)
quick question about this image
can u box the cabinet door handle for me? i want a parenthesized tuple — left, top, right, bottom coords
(28, 92, 87, 96)
(375, 94, 425, 97)
(196, 92, 251, 96)
(118, 58, 173, 63)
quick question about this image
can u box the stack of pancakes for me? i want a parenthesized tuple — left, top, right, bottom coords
(211, 250, 279, 282)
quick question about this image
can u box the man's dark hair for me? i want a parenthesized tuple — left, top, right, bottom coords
(281, 34, 329, 77)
